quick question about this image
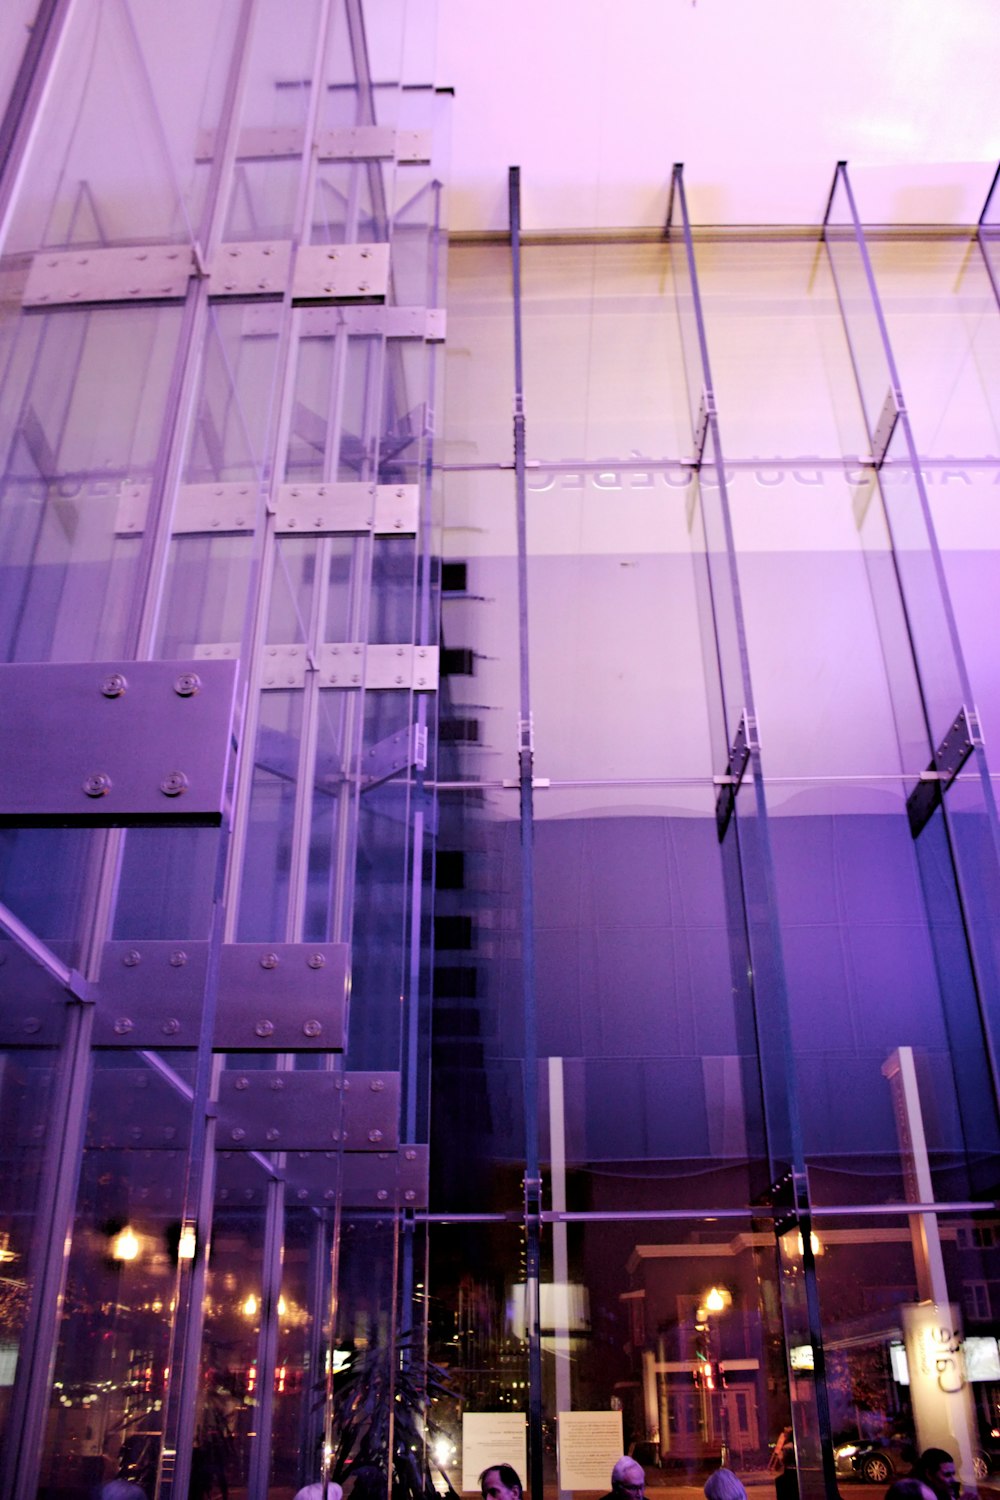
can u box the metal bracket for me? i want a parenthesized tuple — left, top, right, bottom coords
(766, 1164, 811, 1237)
(907, 705, 981, 838)
(216, 1070, 399, 1151)
(871, 388, 901, 466)
(195, 125, 431, 166)
(195, 124, 305, 161)
(256, 644, 311, 690)
(23, 245, 195, 307)
(93, 939, 348, 1050)
(693, 387, 716, 464)
(208, 241, 291, 296)
(115, 480, 261, 537)
(360, 722, 428, 791)
(242, 304, 446, 341)
(292, 244, 389, 302)
(316, 643, 439, 691)
(94, 940, 210, 1047)
(0, 659, 238, 827)
(316, 126, 431, 164)
(215, 943, 347, 1051)
(280, 1145, 428, 1210)
(274, 481, 418, 536)
(715, 710, 759, 841)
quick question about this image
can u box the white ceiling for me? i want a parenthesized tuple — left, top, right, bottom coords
(434, 0, 1000, 233)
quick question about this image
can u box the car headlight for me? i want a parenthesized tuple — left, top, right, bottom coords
(836, 1446, 858, 1458)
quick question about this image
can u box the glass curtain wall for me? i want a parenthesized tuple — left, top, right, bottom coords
(0, 4, 445, 1500)
(435, 175, 1000, 1500)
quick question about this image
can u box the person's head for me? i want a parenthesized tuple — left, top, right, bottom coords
(101, 1485, 146, 1500)
(919, 1451, 956, 1487)
(704, 1468, 747, 1500)
(611, 1458, 645, 1498)
(480, 1465, 523, 1500)
(885, 1481, 936, 1500)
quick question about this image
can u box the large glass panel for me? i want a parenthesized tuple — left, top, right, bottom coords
(37, 1050, 196, 1500)
(431, 788, 525, 1215)
(526, 473, 713, 784)
(0, 1041, 63, 1458)
(866, 235, 1000, 459)
(0, 304, 185, 664)
(693, 236, 867, 462)
(521, 242, 690, 465)
(535, 785, 753, 1211)
(729, 445, 994, 1191)
(442, 246, 515, 469)
(813, 1209, 999, 1491)
(3, 0, 240, 254)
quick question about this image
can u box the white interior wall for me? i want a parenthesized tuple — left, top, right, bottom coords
(435, 0, 1000, 232)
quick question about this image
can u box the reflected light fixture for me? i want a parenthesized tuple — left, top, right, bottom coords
(177, 1224, 197, 1260)
(111, 1227, 140, 1262)
(704, 1285, 731, 1313)
(243, 1293, 258, 1318)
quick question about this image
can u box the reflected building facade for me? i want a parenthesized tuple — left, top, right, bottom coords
(2, 7, 1000, 1500)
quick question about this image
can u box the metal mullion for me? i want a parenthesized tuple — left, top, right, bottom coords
(508, 164, 544, 1500)
(0, 0, 77, 256)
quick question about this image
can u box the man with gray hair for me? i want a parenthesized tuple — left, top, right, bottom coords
(598, 1456, 645, 1500)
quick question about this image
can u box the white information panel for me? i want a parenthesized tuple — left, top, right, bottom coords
(557, 1410, 623, 1491)
(462, 1413, 528, 1494)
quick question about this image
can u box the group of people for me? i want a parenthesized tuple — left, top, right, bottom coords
(479, 1440, 969, 1500)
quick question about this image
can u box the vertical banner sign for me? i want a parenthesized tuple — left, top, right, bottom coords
(901, 1303, 977, 1480)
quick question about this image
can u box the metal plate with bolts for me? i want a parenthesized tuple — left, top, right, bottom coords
(871, 388, 901, 466)
(209, 242, 291, 297)
(360, 723, 427, 791)
(24, 245, 195, 307)
(214, 943, 348, 1052)
(115, 481, 261, 538)
(256, 644, 310, 690)
(0, 659, 238, 827)
(274, 481, 418, 536)
(216, 1070, 399, 1151)
(315, 126, 432, 164)
(0, 941, 75, 1046)
(195, 125, 305, 161)
(715, 710, 758, 842)
(314, 643, 440, 691)
(343, 1144, 428, 1207)
(292, 244, 389, 302)
(95, 940, 210, 1048)
(243, 304, 446, 341)
(907, 704, 981, 839)
(283, 1145, 429, 1209)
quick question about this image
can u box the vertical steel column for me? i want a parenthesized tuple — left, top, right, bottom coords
(507, 163, 543, 1500)
(668, 165, 837, 1499)
(824, 163, 1000, 1187)
(0, 0, 77, 250)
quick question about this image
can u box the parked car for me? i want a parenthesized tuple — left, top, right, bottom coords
(834, 1437, 915, 1484)
(834, 1437, 993, 1484)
